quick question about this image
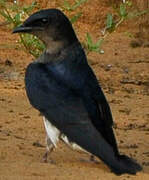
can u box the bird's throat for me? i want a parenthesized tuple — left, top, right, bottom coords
(46, 39, 66, 55)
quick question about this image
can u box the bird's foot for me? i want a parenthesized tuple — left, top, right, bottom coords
(80, 155, 99, 164)
(41, 151, 48, 163)
(41, 151, 56, 164)
(89, 155, 99, 164)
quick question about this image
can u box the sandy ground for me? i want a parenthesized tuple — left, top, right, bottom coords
(0, 1, 149, 179)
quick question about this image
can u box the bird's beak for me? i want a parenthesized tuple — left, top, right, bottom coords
(13, 24, 33, 33)
(13, 24, 43, 33)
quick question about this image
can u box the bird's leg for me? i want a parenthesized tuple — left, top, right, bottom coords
(89, 155, 99, 164)
(90, 155, 95, 161)
(42, 145, 54, 163)
(42, 117, 60, 163)
(80, 154, 99, 164)
(42, 136, 55, 163)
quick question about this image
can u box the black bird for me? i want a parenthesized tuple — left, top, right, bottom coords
(13, 9, 142, 175)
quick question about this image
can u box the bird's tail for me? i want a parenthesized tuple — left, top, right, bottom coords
(60, 122, 142, 175)
(110, 154, 142, 175)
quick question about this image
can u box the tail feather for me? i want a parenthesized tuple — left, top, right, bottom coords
(110, 155, 142, 175)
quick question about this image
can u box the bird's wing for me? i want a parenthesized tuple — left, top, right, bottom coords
(25, 62, 141, 174)
(25, 62, 118, 168)
(81, 66, 119, 155)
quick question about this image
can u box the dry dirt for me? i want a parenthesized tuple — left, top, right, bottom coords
(0, 1, 149, 180)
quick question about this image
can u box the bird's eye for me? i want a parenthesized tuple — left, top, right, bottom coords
(41, 18, 48, 24)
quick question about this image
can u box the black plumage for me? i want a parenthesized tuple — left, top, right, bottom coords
(13, 9, 142, 175)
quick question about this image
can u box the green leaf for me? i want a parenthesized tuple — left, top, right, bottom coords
(86, 33, 103, 53)
(126, 1, 132, 7)
(86, 33, 93, 46)
(96, 38, 103, 47)
(72, 0, 87, 11)
(120, 4, 127, 17)
(106, 13, 113, 29)
(13, 13, 21, 26)
(70, 12, 82, 23)
(63, 0, 87, 11)
(63, 0, 71, 11)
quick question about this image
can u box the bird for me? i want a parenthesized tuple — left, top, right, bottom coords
(13, 8, 142, 175)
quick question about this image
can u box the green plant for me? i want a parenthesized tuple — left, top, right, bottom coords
(85, 33, 104, 53)
(105, 13, 115, 33)
(19, 34, 45, 58)
(0, 0, 87, 57)
(105, 1, 131, 33)
(106, 1, 149, 33)
(0, 0, 45, 57)
(1, 0, 148, 57)
(63, 0, 87, 11)
(62, 0, 87, 24)
(0, 1, 37, 27)
(70, 12, 82, 24)
(85, 0, 149, 53)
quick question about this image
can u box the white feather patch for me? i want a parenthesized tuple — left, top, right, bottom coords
(43, 117, 60, 147)
(43, 116, 88, 153)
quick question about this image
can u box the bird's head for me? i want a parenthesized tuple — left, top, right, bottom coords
(13, 9, 78, 54)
